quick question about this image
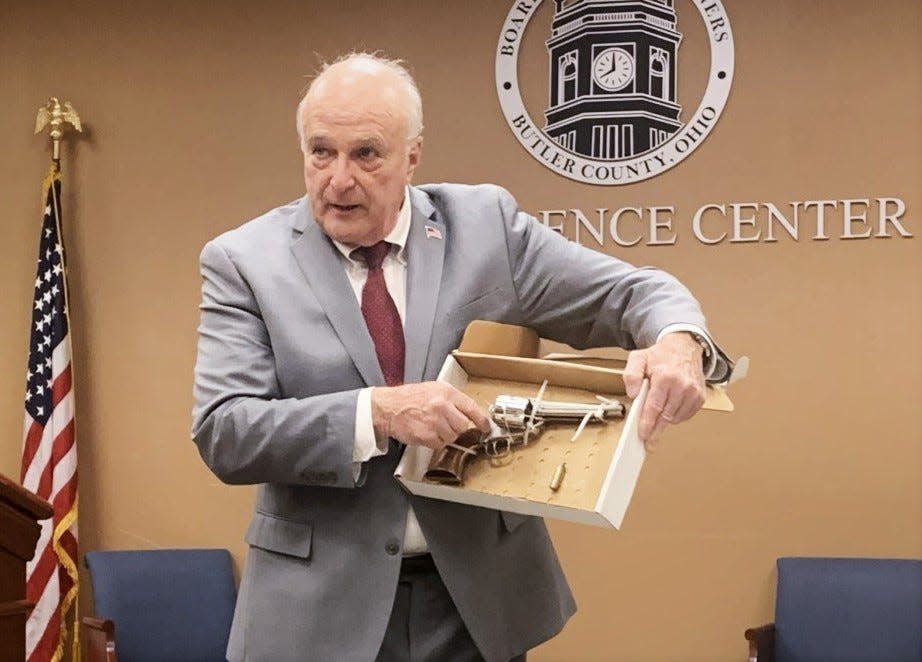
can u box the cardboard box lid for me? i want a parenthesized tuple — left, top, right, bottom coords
(456, 321, 733, 412)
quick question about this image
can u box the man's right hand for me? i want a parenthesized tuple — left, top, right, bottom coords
(371, 382, 491, 449)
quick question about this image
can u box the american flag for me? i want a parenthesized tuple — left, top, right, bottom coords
(21, 167, 79, 662)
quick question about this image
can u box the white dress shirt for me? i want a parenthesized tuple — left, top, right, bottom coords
(330, 187, 429, 554)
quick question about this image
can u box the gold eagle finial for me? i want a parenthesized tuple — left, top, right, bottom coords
(35, 97, 82, 166)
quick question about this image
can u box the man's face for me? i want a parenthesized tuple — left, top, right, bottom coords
(301, 68, 422, 247)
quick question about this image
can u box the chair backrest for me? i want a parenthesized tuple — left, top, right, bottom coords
(774, 557, 922, 662)
(84, 548, 237, 662)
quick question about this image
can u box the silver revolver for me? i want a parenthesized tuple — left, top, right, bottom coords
(424, 392, 625, 486)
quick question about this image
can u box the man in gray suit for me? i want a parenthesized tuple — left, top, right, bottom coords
(192, 53, 730, 662)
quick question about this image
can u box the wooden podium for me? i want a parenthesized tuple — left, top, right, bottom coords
(0, 471, 53, 661)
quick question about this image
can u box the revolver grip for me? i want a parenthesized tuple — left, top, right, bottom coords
(424, 428, 482, 485)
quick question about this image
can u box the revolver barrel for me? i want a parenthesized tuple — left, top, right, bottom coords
(491, 395, 624, 428)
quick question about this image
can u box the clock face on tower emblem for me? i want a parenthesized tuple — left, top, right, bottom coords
(592, 47, 635, 91)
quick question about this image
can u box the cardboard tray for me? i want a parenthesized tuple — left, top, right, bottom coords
(394, 322, 733, 529)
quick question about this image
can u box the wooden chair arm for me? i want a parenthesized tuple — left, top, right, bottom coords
(744, 623, 775, 662)
(82, 615, 117, 662)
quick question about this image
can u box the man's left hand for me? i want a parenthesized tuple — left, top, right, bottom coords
(623, 332, 707, 448)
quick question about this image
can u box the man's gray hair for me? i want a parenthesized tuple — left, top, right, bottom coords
(296, 52, 424, 149)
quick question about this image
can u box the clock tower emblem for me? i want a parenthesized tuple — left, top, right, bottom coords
(496, 0, 733, 185)
(545, 0, 682, 158)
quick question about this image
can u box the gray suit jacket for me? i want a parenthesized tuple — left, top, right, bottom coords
(192, 183, 711, 662)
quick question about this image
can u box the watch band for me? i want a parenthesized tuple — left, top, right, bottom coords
(690, 332, 712, 360)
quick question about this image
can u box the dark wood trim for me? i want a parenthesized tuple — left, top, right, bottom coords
(0, 599, 34, 618)
(0, 471, 53, 661)
(0, 473, 53, 522)
(0, 506, 43, 561)
(82, 616, 118, 662)
(744, 623, 776, 662)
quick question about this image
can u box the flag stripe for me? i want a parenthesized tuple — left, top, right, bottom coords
(51, 364, 71, 407)
(22, 391, 74, 497)
(26, 568, 60, 658)
(21, 418, 44, 478)
(34, 424, 75, 504)
(26, 543, 58, 603)
(26, 519, 52, 578)
(29, 605, 62, 662)
(50, 423, 76, 479)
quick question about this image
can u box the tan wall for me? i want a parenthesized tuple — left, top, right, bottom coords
(1, 1, 919, 660)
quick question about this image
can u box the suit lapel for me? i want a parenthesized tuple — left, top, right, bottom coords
(289, 199, 385, 387)
(403, 188, 444, 384)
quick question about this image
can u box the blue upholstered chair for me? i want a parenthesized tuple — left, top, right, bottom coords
(745, 557, 922, 662)
(82, 548, 237, 662)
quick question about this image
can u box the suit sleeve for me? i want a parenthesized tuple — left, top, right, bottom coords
(495, 186, 710, 351)
(191, 240, 359, 487)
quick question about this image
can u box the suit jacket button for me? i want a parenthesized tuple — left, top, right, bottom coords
(384, 540, 400, 556)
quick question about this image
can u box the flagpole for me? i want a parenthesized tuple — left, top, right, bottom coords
(27, 97, 83, 662)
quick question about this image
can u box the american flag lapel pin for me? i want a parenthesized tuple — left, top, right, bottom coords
(425, 225, 442, 240)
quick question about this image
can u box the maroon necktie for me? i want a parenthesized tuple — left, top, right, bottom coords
(353, 242, 405, 386)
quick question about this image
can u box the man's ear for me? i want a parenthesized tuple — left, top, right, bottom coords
(406, 137, 423, 181)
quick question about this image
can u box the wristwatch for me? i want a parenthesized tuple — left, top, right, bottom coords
(690, 332, 712, 361)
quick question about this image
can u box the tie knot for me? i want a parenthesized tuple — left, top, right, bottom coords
(352, 241, 391, 270)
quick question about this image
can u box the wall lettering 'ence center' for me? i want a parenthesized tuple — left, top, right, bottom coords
(538, 197, 912, 246)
